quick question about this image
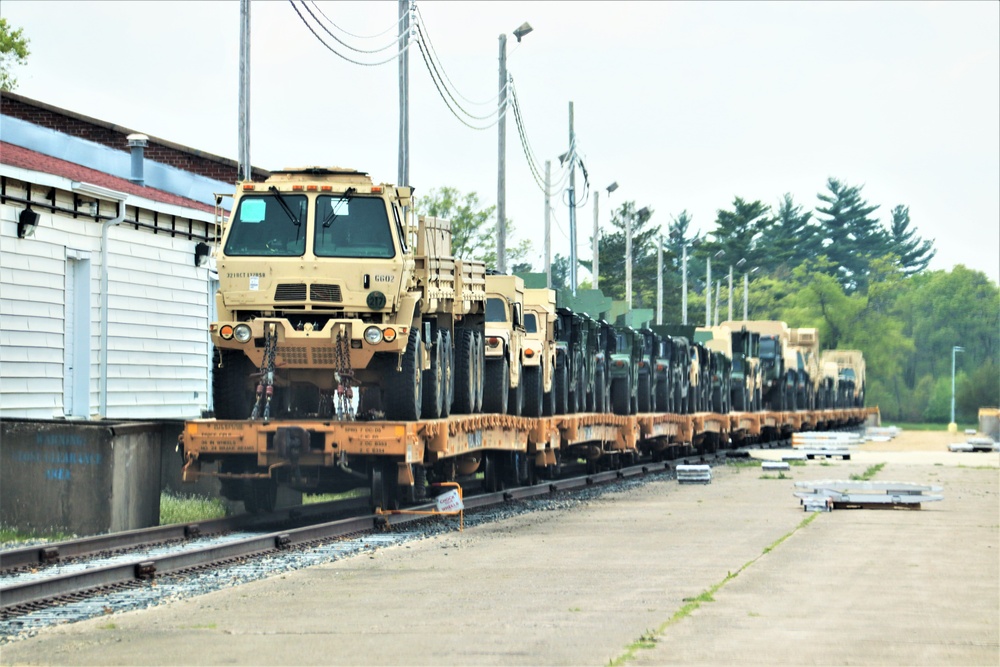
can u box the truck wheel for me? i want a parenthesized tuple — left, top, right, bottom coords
(712, 387, 723, 414)
(473, 332, 485, 413)
(482, 356, 509, 414)
(594, 364, 606, 413)
(212, 349, 257, 419)
(732, 389, 745, 412)
(554, 359, 569, 415)
(508, 362, 524, 416)
(441, 330, 453, 418)
(611, 376, 630, 415)
(638, 372, 652, 413)
(542, 362, 556, 417)
(385, 329, 422, 421)
(452, 329, 476, 414)
(655, 377, 669, 413)
(421, 330, 444, 419)
(523, 366, 543, 417)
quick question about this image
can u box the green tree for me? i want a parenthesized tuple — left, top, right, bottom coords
(758, 193, 817, 272)
(699, 197, 773, 274)
(815, 178, 889, 293)
(0, 18, 30, 92)
(585, 202, 660, 308)
(957, 361, 1000, 421)
(416, 186, 531, 268)
(888, 205, 936, 276)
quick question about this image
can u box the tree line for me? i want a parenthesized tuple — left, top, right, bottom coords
(419, 178, 998, 424)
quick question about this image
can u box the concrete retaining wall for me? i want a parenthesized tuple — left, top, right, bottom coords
(1, 420, 163, 536)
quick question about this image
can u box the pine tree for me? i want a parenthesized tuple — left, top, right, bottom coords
(889, 205, 936, 276)
(759, 193, 817, 272)
(815, 178, 888, 293)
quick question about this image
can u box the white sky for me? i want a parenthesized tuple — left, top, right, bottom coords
(3, 1, 998, 283)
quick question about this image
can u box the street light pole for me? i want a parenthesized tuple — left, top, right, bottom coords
(950, 345, 965, 431)
(625, 206, 632, 309)
(656, 235, 663, 325)
(728, 264, 734, 322)
(496, 22, 533, 275)
(682, 244, 688, 325)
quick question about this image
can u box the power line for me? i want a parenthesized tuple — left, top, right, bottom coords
(304, 1, 406, 54)
(289, 0, 411, 66)
(308, 0, 409, 40)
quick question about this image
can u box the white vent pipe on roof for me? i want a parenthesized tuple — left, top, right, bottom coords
(127, 133, 148, 186)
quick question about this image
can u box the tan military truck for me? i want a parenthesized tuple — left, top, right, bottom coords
(821, 349, 866, 407)
(483, 273, 527, 415)
(522, 287, 558, 417)
(210, 167, 486, 422)
(788, 327, 821, 410)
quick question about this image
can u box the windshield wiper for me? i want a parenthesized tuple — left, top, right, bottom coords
(322, 187, 356, 228)
(268, 186, 301, 226)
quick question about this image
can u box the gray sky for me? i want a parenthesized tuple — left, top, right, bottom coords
(4, 1, 998, 283)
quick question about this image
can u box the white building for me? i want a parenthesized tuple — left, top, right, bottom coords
(0, 93, 259, 420)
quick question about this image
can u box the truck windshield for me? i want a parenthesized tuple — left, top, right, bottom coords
(486, 298, 507, 322)
(224, 194, 307, 256)
(524, 313, 538, 333)
(760, 338, 777, 357)
(314, 196, 395, 259)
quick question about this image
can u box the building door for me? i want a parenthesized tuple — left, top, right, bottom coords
(64, 253, 92, 417)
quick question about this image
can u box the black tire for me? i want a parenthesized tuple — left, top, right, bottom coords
(473, 332, 485, 413)
(453, 328, 476, 414)
(421, 330, 444, 419)
(637, 372, 652, 413)
(655, 376, 669, 413)
(712, 386, 723, 413)
(594, 364, 606, 413)
(542, 361, 556, 417)
(482, 356, 509, 414)
(732, 388, 745, 412)
(611, 376, 630, 415)
(441, 330, 453, 418)
(483, 452, 502, 492)
(385, 329, 422, 421)
(212, 349, 257, 419)
(554, 357, 569, 415)
(523, 365, 543, 417)
(508, 361, 524, 416)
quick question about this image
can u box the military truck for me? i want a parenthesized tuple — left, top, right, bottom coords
(821, 350, 866, 407)
(522, 288, 558, 417)
(655, 324, 698, 414)
(788, 327, 821, 410)
(637, 328, 664, 413)
(724, 320, 794, 412)
(210, 167, 486, 423)
(554, 307, 590, 413)
(484, 274, 527, 415)
(592, 319, 616, 413)
(695, 326, 734, 414)
(609, 326, 642, 415)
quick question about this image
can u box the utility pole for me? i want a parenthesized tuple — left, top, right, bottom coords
(728, 264, 734, 322)
(656, 235, 663, 325)
(238, 0, 251, 181)
(682, 244, 688, 325)
(625, 207, 633, 308)
(950, 345, 965, 432)
(567, 101, 577, 296)
(544, 160, 551, 288)
(592, 191, 599, 290)
(496, 33, 508, 273)
(397, 0, 409, 187)
(743, 272, 749, 321)
(714, 280, 721, 326)
(705, 256, 712, 327)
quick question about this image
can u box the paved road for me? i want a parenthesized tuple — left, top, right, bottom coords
(2, 438, 997, 666)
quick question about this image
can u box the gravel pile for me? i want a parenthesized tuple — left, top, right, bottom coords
(1, 473, 665, 644)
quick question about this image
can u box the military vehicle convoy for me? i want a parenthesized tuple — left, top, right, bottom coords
(196, 171, 869, 511)
(210, 167, 487, 424)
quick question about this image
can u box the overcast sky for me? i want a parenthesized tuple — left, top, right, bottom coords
(4, 1, 998, 283)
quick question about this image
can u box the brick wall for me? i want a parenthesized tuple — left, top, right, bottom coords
(1, 93, 270, 183)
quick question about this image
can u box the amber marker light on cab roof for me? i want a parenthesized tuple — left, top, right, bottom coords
(242, 184, 255, 190)
(306, 185, 318, 191)
(292, 185, 304, 191)
(370, 186, 382, 193)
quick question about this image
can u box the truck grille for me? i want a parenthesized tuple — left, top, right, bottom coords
(274, 284, 307, 301)
(310, 284, 343, 303)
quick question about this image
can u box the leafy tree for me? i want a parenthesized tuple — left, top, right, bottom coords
(957, 361, 1000, 421)
(815, 178, 889, 293)
(0, 18, 30, 92)
(550, 254, 570, 293)
(888, 205, 936, 276)
(416, 186, 531, 269)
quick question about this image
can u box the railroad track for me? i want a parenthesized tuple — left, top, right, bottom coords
(0, 452, 735, 622)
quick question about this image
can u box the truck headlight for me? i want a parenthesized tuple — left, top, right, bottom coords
(364, 326, 383, 345)
(233, 324, 253, 343)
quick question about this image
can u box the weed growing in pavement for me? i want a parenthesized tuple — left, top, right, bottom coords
(98, 623, 117, 630)
(759, 473, 790, 480)
(610, 513, 819, 666)
(819, 461, 833, 467)
(726, 459, 760, 468)
(748, 611, 761, 617)
(850, 463, 886, 481)
(159, 491, 227, 525)
(787, 460, 807, 467)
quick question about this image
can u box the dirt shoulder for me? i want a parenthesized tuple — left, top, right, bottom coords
(2, 434, 997, 666)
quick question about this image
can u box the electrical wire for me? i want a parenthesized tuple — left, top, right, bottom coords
(303, 1, 406, 54)
(412, 3, 503, 108)
(308, 0, 410, 40)
(413, 36, 507, 130)
(289, 0, 411, 66)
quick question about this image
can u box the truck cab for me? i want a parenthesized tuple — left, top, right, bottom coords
(522, 288, 558, 417)
(484, 274, 526, 415)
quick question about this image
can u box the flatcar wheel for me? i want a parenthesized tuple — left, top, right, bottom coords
(370, 461, 400, 512)
(243, 478, 277, 514)
(483, 453, 503, 493)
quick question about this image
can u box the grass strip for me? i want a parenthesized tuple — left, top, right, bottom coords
(609, 512, 819, 666)
(849, 462, 886, 481)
